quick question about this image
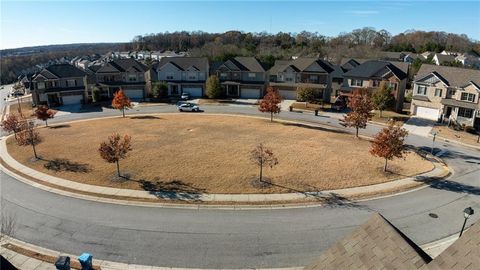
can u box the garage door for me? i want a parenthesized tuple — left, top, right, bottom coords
(279, 90, 297, 100)
(62, 95, 83, 105)
(241, 88, 261, 99)
(415, 106, 440, 121)
(182, 87, 202, 97)
(124, 89, 144, 99)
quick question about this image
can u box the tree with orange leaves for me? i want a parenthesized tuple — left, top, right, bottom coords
(98, 133, 132, 177)
(370, 123, 408, 172)
(258, 87, 283, 122)
(112, 89, 132, 118)
(341, 90, 374, 138)
(34, 105, 56, 127)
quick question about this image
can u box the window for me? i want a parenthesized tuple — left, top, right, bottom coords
(458, 107, 473, 118)
(309, 75, 318, 81)
(220, 72, 228, 78)
(128, 74, 137, 82)
(388, 82, 398, 90)
(435, 88, 442, 97)
(372, 80, 380, 87)
(166, 72, 174, 80)
(66, 79, 76, 87)
(37, 82, 45, 89)
(417, 85, 427, 95)
(285, 76, 294, 82)
(448, 89, 456, 96)
(461, 93, 475, 102)
(351, 79, 363, 87)
(187, 72, 196, 80)
(248, 73, 256, 78)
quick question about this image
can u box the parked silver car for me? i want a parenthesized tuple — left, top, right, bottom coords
(177, 103, 200, 112)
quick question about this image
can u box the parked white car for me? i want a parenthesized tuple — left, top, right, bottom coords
(177, 103, 200, 112)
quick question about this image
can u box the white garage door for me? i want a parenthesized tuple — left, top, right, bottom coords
(124, 89, 144, 99)
(279, 90, 297, 100)
(62, 95, 83, 105)
(415, 106, 440, 121)
(241, 88, 261, 99)
(182, 87, 202, 97)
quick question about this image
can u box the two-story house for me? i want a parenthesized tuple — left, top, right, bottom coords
(155, 57, 209, 97)
(94, 58, 149, 100)
(31, 64, 87, 106)
(267, 58, 334, 101)
(341, 60, 408, 112)
(411, 65, 480, 129)
(214, 57, 266, 99)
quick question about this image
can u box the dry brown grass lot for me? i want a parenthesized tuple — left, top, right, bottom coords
(6, 114, 433, 194)
(9, 101, 35, 117)
(432, 125, 480, 146)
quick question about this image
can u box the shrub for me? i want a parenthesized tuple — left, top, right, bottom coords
(297, 86, 315, 103)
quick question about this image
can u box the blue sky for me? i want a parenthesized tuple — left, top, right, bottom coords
(1, 1, 479, 49)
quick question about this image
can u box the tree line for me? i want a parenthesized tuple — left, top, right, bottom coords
(2, 28, 479, 85)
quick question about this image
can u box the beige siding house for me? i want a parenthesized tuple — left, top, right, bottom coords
(411, 64, 480, 129)
(341, 60, 408, 112)
(267, 58, 334, 102)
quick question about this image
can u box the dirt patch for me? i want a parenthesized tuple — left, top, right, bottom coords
(6, 114, 433, 194)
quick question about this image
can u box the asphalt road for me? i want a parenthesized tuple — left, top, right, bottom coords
(1, 104, 480, 268)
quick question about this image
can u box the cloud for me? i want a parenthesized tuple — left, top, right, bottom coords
(345, 10, 379, 16)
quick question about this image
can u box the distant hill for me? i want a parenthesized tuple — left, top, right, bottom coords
(1, 42, 127, 57)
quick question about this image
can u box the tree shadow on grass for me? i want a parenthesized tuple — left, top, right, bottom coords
(43, 158, 91, 173)
(138, 178, 206, 201)
(48, 124, 71, 129)
(129, 116, 162, 120)
(280, 122, 348, 134)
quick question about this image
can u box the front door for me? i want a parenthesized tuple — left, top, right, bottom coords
(445, 106, 452, 118)
(170, 85, 179, 96)
(47, 94, 60, 106)
(227, 85, 239, 97)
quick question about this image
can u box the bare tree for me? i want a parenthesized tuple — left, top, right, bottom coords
(250, 143, 278, 183)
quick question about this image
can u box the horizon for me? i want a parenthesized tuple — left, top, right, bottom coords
(1, 0, 479, 50)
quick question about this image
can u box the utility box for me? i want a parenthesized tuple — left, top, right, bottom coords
(77, 253, 92, 270)
(54, 256, 70, 270)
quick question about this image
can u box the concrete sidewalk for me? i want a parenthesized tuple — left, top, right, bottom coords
(1, 237, 303, 270)
(0, 135, 448, 206)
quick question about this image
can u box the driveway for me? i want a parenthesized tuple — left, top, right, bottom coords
(280, 99, 296, 111)
(403, 117, 435, 137)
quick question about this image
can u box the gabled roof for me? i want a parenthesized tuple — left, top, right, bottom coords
(341, 59, 361, 71)
(343, 60, 407, 80)
(304, 213, 432, 270)
(268, 58, 334, 74)
(414, 64, 480, 87)
(157, 57, 209, 72)
(96, 59, 148, 73)
(35, 64, 86, 80)
(233, 57, 266, 72)
(434, 53, 456, 64)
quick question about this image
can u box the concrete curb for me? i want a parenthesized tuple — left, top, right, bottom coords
(1, 236, 303, 270)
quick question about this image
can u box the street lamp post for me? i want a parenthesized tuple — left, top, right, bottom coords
(431, 132, 438, 155)
(459, 207, 474, 237)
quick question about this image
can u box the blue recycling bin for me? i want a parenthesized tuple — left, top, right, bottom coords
(77, 253, 92, 270)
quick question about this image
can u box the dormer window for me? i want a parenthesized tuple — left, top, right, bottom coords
(248, 73, 256, 78)
(166, 72, 174, 80)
